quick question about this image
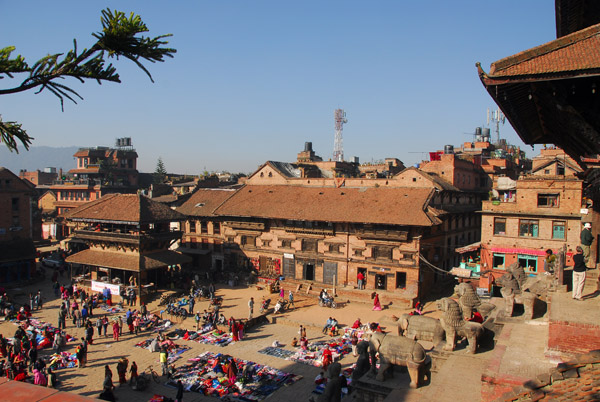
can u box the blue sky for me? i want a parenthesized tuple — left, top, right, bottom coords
(2, 1, 556, 174)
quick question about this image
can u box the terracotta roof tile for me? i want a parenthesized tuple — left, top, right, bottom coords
(487, 22, 600, 78)
(213, 185, 438, 226)
(176, 188, 237, 217)
(65, 249, 191, 271)
(63, 193, 185, 223)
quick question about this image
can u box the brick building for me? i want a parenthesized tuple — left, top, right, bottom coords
(51, 142, 139, 217)
(64, 194, 190, 303)
(479, 148, 596, 276)
(0, 167, 36, 283)
(19, 168, 58, 186)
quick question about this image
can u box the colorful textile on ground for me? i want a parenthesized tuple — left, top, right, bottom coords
(313, 364, 355, 396)
(98, 304, 123, 314)
(134, 338, 191, 365)
(184, 328, 233, 347)
(13, 318, 76, 347)
(148, 395, 170, 402)
(167, 351, 302, 400)
(258, 338, 351, 368)
(257, 347, 295, 359)
(46, 351, 77, 370)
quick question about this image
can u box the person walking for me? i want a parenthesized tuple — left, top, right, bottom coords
(175, 380, 184, 402)
(572, 246, 587, 300)
(581, 223, 594, 267)
(351, 332, 359, 357)
(194, 311, 201, 330)
(159, 346, 168, 376)
(58, 306, 66, 330)
(96, 317, 103, 337)
(140, 303, 148, 320)
(129, 361, 138, 386)
(102, 315, 109, 337)
(288, 291, 295, 309)
(248, 297, 254, 320)
(188, 296, 195, 316)
(112, 320, 120, 341)
(372, 292, 382, 311)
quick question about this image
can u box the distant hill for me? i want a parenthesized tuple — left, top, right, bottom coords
(0, 146, 80, 173)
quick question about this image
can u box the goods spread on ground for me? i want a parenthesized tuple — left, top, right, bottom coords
(166, 351, 302, 400)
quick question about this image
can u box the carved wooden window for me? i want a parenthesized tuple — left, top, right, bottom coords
(328, 244, 342, 254)
(281, 239, 293, 248)
(302, 239, 318, 252)
(372, 246, 393, 260)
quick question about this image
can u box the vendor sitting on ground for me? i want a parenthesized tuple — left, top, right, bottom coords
(273, 299, 285, 314)
(322, 317, 333, 334)
(352, 318, 362, 329)
(327, 318, 339, 336)
(466, 311, 483, 323)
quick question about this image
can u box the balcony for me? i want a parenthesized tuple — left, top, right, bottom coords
(73, 228, 182, 244)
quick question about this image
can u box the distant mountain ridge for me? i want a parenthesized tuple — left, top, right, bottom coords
(0, 146, 80, 173)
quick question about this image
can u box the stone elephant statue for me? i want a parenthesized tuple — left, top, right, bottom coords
(368, 331, 431, 388)
(397, 313, 445, 345)
(437, 298, 484, 354)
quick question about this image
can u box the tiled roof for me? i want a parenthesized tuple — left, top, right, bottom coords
(63, 193, 185, 223)
(486, 23, 600, 79)
(65, 249, 191, 271)
(176, 188, 237, 217)
(494, 350, 600, 402)
(213, 185, 439, 226)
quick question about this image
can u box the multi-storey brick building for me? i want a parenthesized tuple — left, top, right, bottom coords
(0, 168, 36, 283)
(479, 148, 596, 276)
(51, 141, 139, 217)
(175, 146, 484, 305)
(64, 194, 190, 303)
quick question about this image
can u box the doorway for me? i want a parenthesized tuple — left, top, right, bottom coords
(304, 263, 315, 281)
(375, 273, 387, 290)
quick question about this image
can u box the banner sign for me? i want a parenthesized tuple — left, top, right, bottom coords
(91, 280, 121, 295)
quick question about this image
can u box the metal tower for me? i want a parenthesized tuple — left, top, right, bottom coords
(333, 109, 347, 162)
(487, 107, 506, 144)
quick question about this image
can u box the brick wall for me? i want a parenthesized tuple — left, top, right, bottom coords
(548, 319, 600, 354)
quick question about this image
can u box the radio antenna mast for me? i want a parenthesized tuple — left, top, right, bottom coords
(333, 109, 347, 162)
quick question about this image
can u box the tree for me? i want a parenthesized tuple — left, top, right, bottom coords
(154, 157, 167, 183)
(0, 8, 176, 153)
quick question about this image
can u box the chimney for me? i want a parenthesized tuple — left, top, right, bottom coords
(304, 142, 313, 152)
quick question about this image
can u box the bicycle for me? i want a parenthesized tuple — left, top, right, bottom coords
(133, 365, 160, 391)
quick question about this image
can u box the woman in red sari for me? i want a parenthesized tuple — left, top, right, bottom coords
(372, 293, 382, 311)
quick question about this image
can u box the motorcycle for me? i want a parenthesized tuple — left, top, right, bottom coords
(318, 296, 337, 309)
(259, 298, 271, 314)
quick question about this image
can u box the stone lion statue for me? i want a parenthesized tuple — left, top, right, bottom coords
(437, 297, 483, 354)
(454, 283, 481, 317)
(496, 262, 549, 319)
(454, 283, 496, 320)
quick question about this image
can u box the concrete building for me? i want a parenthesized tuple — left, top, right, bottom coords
(0, 167, 36, 283)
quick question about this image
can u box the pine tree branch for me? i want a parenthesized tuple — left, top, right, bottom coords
(0, 8, 176, 152)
